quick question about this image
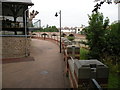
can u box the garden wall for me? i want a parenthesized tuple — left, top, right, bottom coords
(1, 36, 31, 59)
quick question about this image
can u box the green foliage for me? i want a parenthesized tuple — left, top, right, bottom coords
(103, 56, 120, 74)
(103, 53, 120, 88)
(108, 73, 120, 88)
(33, 26, 59, 32)
(104, 22, 120, 62)
(33, 28, 44, 32)
(85, 12, 120, 62)
(85, 12, 109, 60)
(80, 48, 89, 60)
(67, 36, 75, 41)
(85, 12, 120, 88)
(44, 26, 59, 32)
(81, 27, 88, 35)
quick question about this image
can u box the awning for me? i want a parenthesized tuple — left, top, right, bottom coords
(0, 0, 34, 6)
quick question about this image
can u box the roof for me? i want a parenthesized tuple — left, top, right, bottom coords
(0, 0, 34, 5)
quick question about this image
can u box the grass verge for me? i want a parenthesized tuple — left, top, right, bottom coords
(108, 73, 120, 89)
(80, 48, 89, 60)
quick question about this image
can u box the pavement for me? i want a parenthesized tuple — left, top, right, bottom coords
(2, 39, 70, 88)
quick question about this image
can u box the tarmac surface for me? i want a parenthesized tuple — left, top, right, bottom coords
(2, 39, 70, 88)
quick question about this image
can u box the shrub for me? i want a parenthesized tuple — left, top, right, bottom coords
(67, 36, 75, 41)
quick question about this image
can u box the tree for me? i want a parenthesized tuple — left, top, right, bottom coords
(104, 22, 120, 63)
(41, 26, 59, 32)
(32, 26, 58, 32)
(93, 0, 119, 13)
(81, 26, 89, 35)
(85, 12, 109, 60)
(94, 0, 120, 4)
(51, 26, 59, 32)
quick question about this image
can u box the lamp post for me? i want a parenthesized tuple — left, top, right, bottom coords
(55, 10, 62, 53)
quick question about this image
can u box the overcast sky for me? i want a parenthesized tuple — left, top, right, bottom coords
(30, 0, 119, 27)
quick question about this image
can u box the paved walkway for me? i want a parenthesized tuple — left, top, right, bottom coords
(3, 39, 69, 88)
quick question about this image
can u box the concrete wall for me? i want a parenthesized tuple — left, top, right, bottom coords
(1, 36, 31, 59)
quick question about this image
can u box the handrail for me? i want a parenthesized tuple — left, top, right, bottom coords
(70, 56, 74, 63)
(91, 79, 102, 90)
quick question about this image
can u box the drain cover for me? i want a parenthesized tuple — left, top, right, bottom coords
(48, 48, 52, 49)
(40, 71, 48, 75)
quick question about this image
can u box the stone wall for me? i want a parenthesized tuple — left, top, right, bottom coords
(1, 36, 31, 59)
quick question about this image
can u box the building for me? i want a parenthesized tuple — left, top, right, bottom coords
(1, 0, 34, 35)
(75, 27, 83, 34)
(0, 0, 34, 59)
(61, 26, 85, 34)
(61, 27, 76, 33)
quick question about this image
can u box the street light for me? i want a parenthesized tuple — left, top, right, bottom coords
(55, 10, 62, 53)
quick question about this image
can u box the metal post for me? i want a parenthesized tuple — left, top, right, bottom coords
(59, 10, 62, 53)
(24, 6, 32, 57)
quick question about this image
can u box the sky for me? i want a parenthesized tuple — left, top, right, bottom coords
(30, 0, 119, 28)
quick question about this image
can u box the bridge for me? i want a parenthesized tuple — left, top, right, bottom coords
(31, 32, 86, 39)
